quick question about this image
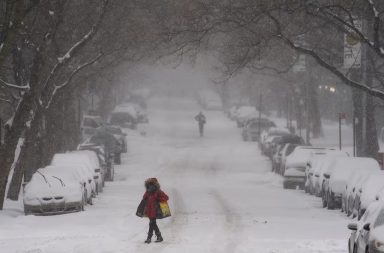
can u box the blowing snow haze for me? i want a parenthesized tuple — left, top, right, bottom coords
(1, 1, 384, 253)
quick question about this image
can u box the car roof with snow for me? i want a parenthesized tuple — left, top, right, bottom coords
(331, 157, 380, 181)
(285, 146, 327, 168)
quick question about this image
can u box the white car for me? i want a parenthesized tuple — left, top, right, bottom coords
(347, 202, 384, 253)
(324, 157, 376, 210)
(344, 158, 381, 217)
(23, 168, 84, 215)
(51, 153, 97, 199)
(283, 146, 327, 190)
(358, 173, 384, 219)
(71, 150, 104, 193)
(312, 151, 349, 197)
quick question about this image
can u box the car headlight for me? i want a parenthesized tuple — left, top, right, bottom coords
(373, 240, 384, 251)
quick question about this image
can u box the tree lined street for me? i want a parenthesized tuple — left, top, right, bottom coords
(0, 98, 350, 252)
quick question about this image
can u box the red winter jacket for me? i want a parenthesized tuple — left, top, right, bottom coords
(143, 190, 169, 219)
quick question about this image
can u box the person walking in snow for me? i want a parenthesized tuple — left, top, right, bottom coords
(195, 111, 206, 137)
(142, 178, 169, 244)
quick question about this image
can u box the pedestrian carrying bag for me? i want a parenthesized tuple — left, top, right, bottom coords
(156, 201, 171, 219)
(136, 199, 147, 218)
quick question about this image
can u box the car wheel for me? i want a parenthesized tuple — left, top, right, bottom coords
(283, 181, 290, 189)
(24, 208, 31, 216)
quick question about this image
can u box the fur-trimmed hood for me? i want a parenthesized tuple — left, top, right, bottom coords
(145, 178, 160, 190)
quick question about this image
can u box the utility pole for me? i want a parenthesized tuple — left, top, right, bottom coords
(305, 82, 311, 145)
(258, 93, 262, 139)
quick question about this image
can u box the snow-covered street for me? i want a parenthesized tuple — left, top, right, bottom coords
(0, 98, 351, 253)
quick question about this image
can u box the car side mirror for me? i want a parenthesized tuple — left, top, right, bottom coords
(324, 173, 330, 179)
(348, 223, 358, 231)
(363, 223, 370, 231)
(376, 195, 380, 201)
(315, 174, 319, 178)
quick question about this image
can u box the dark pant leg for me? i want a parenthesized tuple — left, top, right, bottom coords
(199, 123, 204, 136)
(150, 218, 161, 236)
(148, 219, 155, 237)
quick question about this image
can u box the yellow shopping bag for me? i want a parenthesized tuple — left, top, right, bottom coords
(158, 201, 171, 219)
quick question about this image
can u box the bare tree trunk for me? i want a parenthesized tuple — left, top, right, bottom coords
(308, 81, 323, 138)
(365, 94, 378, 158)
(7, 122, 40, 200)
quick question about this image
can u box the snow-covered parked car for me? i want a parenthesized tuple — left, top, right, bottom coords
(23, 167, 85, 215)
(71, 150, 104, 193)
(108, 106, 138, 129)
(77, 142, 112, 183)
(51, 153, 97, 197)
(343, 158, 380, 217)
(323, 157, 377, 210)
(347, 201, 384, 253)
(260, 127, 291, 154)
(283, 146, 326, 189)
(102, 125, 128, 153)
(275, 143, 299, 175)
(357, 173, 384, 220)
(241, 118, 275, 142)
(233, 106, 259, 128)
(309, 150, 349, 197)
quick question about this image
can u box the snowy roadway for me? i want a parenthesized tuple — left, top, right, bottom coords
(0, 98, 350, 253)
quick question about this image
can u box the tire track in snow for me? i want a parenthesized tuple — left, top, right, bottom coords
(211, 189, 243, 253)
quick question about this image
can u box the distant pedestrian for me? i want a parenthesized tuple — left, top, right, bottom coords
(195, 111, 206, 137)
(136, 178, 170, 244)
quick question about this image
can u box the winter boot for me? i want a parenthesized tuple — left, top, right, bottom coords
(155, 234, 163, 243)
(144, 234, 152, 244)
